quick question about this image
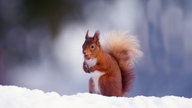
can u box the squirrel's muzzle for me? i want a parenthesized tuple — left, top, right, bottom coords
(83, 50, 91, 60)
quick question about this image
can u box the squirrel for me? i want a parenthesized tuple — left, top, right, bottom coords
(82, 30, 143, 97)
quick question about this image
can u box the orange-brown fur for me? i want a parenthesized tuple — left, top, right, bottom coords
(82, 30, 142, 97)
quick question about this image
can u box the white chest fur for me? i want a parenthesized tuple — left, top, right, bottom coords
(85, 58, 97, 68)
(90, 71, 105, 94)
(85, 58, 105, 94)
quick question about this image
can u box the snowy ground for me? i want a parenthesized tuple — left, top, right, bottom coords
(0, 85, 191, 108)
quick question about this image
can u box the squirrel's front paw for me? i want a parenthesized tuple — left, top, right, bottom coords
(83, 63, 90, 73)
(89, 66, 96, 72)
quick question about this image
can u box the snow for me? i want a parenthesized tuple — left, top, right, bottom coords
(0, 85, 191, 108)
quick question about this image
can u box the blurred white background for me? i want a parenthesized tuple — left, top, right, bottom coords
(0, 0, 192, 97)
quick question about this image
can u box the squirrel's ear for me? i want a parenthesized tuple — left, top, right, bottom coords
(93, 30, 100, 42)
(85, 30, 89, 39)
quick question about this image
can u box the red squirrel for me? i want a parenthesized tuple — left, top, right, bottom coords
(82, 30, 143, 97)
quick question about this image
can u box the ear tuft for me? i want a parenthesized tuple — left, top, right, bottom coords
(85, 30, 89, 39)
(93, 30, 100, 42)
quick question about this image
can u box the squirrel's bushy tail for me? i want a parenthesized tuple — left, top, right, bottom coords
(103, 32, 143, 96)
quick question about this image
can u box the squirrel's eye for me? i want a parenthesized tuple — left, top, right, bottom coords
(90, 44, 95, 49)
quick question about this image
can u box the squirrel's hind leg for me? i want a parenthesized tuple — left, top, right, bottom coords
(89, 78, 95, 93)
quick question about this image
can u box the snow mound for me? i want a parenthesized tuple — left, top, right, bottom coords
(0, 85, 191, 108)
